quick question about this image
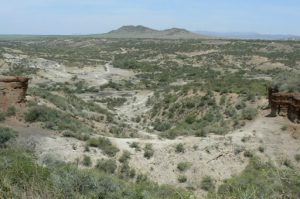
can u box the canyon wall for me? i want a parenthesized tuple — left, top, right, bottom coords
(0, 76, 29, 111)
(269, 87, 300, 123)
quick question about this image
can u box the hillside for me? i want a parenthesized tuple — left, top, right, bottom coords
(0, 37, 300, 198)
(98, 25, 209, 39)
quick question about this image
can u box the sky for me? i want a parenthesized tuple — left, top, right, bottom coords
(1, 0, 300, 35)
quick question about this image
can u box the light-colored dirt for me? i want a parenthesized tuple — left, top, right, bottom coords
(1, 53, 135, 86)
(112, 110, 300, 197)
(230, 111, 300, 167)
(2, 118, 106, 167)
(177, 50, 218, 57)
(117, 90, 153, 119)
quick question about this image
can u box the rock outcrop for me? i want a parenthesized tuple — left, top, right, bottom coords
(268, 87, 300, 122)
(0, 76, 29, 110)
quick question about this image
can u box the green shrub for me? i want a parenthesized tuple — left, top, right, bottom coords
(82, 155, 92, 166)
(25, 105, 92, 138)
(129, 142, 141, 151)
(175, 143, 185, 153)
(84, 145, 90, 152)
(6, 106, 16, 117)
(283, 159, 293, 168)
(119, 162, 136, 179)
(87, 137, 119, 157)
(224, 106, 237, 117)
(99, 97, 127, 109)
(244, 150, 253, 158)
(135, 116, 141, 123)
(235, 101, 246, 110)
(177, 175, 187, 183)
(241, 136, 250, 142)
(136, 174, 148, 183)
(234, 146, 244, 155)
(119, 150, 131, 163)
(214, 158, 300, 199)
(29, 87, 114, 123)
(241, 107, 257, 120)
(154, 121, 171, 132)
(4, 64, 38, 76)
(0, 127, 17, 146)
(1, 147, 192, 198)
(144, 144, 154, 159)
(185, 115, 196, 124)
(160, 129, 182, 139)
(195, 130, 207, 137)
(0, 112, 6, 122)
(177, 162, 191, 172)
(219, 95, 226, 105)
(201, 176, 215, 191)
(0, 148, 55, 198)
(295, 154, 300, 162)
(62, 130, 90, 141)
(87, 138, 99, 147)
(258, 146, 265, 153)
(96, 158, 117, 174)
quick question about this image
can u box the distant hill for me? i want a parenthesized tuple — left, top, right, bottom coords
(2, 26, 299, 41)
(195, 31, 300, 40)
(97, 25, 209, 39)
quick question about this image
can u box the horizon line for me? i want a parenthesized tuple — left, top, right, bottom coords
(0, 25, 300, 37)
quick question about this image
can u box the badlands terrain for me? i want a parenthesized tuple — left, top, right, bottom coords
(0, 33, 300, 198)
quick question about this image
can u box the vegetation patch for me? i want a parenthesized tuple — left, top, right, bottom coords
(0, 127, 17, 146)
(96, 158, 117, 174)
(201, 176, 215, 192)
(29, 87, 113, 122)
(6, 106, 16, 117)
(0, 147, 192, 198)
(0, 113, 6, 122)
(177, 175, 187, 183)
(177, 162, 192, 172)
(175, 143, 185, 153)
(82, 155, 92, 166)
(144, 143, 154, 159)
(119, 150, 131, 163)
(87, 137, 119, 157)
(209, 158, 300, 198)
(25, 105, 92, 140)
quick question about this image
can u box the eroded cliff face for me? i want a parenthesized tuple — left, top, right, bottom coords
(0, 76, 29, 110)
(269, 87, 300, 122)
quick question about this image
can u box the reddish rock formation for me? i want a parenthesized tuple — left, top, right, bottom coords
(269, 87, 300, 122)
(0, 76, 30, 111)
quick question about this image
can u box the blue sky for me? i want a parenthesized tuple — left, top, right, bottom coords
(1, 0, 300, 35)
